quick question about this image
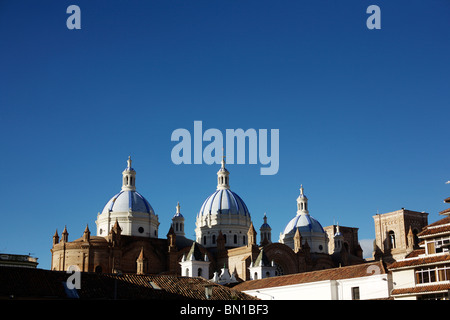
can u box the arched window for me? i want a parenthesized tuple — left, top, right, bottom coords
(198, 268, 202, 277)
(223, 234, 227, 243)
(234, 234, 237, 244)
(212, 235, 216, 244)
(203, 236, 207, 245)
(389, 231, 396, 249)
(186, 268, 190, 277)
(243, 235, 246, 245)
(95, 265, 102, 273)
(254, 272, 258, 280)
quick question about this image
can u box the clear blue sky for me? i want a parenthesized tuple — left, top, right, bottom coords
(0, 0, 449, 269)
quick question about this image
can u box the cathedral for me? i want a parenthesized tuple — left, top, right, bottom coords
(50, 157, 364, 282)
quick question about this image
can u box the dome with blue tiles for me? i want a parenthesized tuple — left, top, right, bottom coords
(101, 190, 155, 215)
(279, 185, 328, 254)
(282, 211, 324, 235)
(96, 157, 159, 238)
(195, 156, 253, 248)
(197, 157, 250, 219)
(198, 188, 250, 218)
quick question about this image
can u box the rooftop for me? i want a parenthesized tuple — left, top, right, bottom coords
(233, 260, 387, 292)
(0, 266, 257, 300)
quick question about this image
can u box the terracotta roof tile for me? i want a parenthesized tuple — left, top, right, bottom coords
(233, 261, 386, 292)
(0, 266, 256, 300)
(417, 216, 450, 237)
(392, 283, 450, 296)
(388, 254, 450, 270)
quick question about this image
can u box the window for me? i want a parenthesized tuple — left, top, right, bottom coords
(198, 268, 203, 277)
(427, 241, 436, 254)
(234, 235, 237, 244)
(138, 227, 144, 234)
(388, 231, 396, 249)
(203, 236, 207, 245)
(351, 287, 360, 300)
(212, 235, 216, 244)
(416, 264, 450, 284)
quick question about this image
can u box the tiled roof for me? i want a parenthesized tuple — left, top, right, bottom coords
(417, 216, 450, 238)
(0, 266, 256, 300)
(392, 282, 450, 296)
(405, 249, 425, 258)
(388, 254, 450, 270)
(233, 261, 386, 292)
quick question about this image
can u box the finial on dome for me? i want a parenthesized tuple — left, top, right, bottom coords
(176, 202, 181, 214)
(122, 156, 136, 191)
(300, 184, 304, 195)
(217, 148, 230, 190)
(221, 147, 226, 169)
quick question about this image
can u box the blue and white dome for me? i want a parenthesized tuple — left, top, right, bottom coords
(282, 213, 324, 235)
(102, 190, 155, 215)
(96, 157, 159, 238)
(195, 157, 253, 248)
(279, 185, 328, 254)
(197, 189, 250, 219)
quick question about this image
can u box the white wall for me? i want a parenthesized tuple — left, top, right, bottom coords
(244, 280, 335, 300)
(243, 274, 392, 300)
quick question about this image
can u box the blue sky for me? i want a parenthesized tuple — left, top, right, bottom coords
(0, 0, 449, 270)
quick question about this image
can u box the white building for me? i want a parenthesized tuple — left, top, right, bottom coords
(233, 261, 392, 300)
(389, 195, 450, 300)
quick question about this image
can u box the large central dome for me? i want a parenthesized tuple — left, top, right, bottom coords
(198, 189, 250, 218)
(195, 157, 252, 248)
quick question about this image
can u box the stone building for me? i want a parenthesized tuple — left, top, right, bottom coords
(372, 208, 428, 263)
(51, 157, 365, 282)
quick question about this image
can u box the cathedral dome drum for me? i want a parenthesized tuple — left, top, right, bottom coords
(195, 156, 252, 249)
